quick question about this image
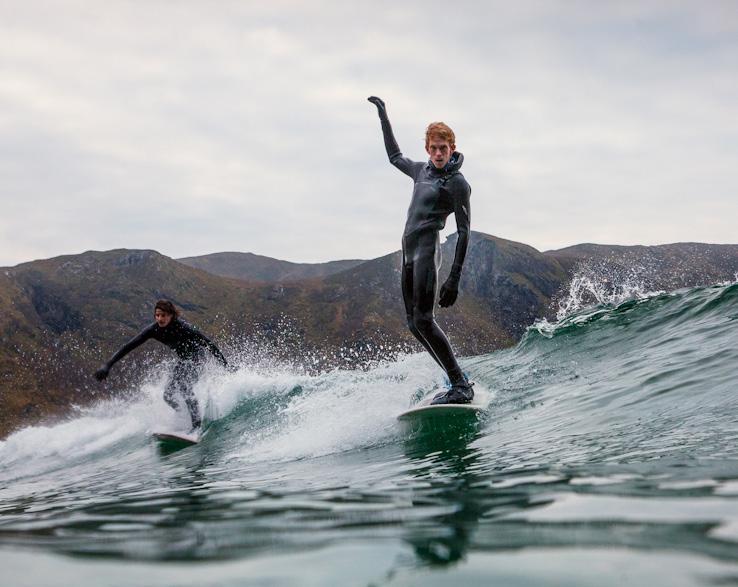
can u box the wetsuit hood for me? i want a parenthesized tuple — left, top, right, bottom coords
(428, 151, 464, 175)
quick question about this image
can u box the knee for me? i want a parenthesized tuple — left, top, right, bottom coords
(412, 313, 434, 336)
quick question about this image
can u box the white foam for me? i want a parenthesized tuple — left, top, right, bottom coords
(197, 363, 309, 422)
(555, 273, 663, 321)
(0, 352, 473, 480)
(0, 373, 180, 480)
(227, 353, 442, 464)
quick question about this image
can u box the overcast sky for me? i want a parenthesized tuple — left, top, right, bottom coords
(1, 1, 736, 266)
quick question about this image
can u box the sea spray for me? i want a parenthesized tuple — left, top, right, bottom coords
(1, 281, 737, 585)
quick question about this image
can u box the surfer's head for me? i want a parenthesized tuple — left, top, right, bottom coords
(425, 122, 456, 169)
(154, 299, 178, 328)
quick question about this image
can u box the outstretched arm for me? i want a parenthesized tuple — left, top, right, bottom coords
(189, 327, 228, 367)
(94, 325, 155, 380)
(439, 183, 471, 308)
(367, 96, 415, 177)
(204, 337, 228, 368)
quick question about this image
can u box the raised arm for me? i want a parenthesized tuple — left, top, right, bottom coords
(367, 96, 415, 177)
(439, 181, 471, 308)
(94, 324, 155, 380)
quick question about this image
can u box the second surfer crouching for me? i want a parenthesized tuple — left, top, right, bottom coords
(94, 299, 228, 433)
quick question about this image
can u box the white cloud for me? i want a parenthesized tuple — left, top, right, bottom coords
(0, 0, 736, 266)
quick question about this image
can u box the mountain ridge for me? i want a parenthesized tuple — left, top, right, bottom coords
(1, 232, 737, 439)
(177, 251, 365, 283)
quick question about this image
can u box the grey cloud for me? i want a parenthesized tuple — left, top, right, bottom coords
(1, 1, 736, 266)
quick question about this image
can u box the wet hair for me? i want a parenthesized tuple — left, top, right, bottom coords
(154, 299, 179, 318)
(425, 122, 456, 149)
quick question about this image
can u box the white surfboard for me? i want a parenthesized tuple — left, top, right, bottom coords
(397, 385, 489, 421)
(152, 430, 200, 445)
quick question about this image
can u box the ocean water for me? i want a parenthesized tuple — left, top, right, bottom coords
(1, 280, 738, 586)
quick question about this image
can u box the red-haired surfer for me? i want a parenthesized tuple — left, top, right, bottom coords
(368, 96, 473, 404)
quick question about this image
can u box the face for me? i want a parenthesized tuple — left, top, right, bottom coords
(426, 137, 455, 169)
(154, 308, 173, 327)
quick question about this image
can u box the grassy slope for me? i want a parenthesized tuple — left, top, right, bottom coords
(2, 234, 737, 438)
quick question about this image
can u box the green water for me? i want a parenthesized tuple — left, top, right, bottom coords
(1, 282, 738, 585)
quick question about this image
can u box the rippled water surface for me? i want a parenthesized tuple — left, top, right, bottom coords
(2, 282, 738, 586)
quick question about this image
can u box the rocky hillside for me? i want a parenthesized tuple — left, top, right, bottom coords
(547, 242, 738, 291)
(1, 233, 737, 438)
(178, 251, 364, 282)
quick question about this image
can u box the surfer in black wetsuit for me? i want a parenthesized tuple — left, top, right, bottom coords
(368, 96, 473, 404)
(94, 300, 228, 432)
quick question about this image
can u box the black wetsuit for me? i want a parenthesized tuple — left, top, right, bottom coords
(100, 319, 227, 428)
(371, 100, 471, 387)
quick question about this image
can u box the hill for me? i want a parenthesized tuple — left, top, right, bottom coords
(177, 252, 365, 282)
(2, 233, 737, 438)
(545, 242, 738, 310)
(546, 242, 738, 290)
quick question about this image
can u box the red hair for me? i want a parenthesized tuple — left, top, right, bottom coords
(425, 122, 456, 148)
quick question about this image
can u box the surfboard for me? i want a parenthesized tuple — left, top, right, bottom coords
(397, 401, 484, 421)
(397, 385, 488, 422)
(152, 430, 200, 446)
